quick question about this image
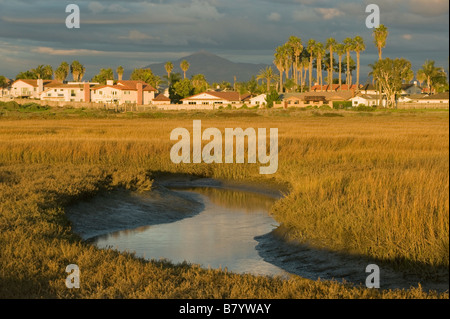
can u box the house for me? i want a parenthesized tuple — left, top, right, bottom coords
(350, 94, 380, 107)
(181, 91, 251, 107)
(91, 80, 157, 105)
(361, 84, 378, 95)
(400, 82, 423, 96)
(40, 82, 94, 103)
(249, 94, 267, 107)
(152, 93, 171, 105)
(311, 84, 362, 92)
(10, 79, 61, 99)
(415, 92, 449, 104)
(277, 91, 354, 108)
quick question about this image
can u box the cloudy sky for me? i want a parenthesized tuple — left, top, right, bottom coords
(0, 0, 448, 82)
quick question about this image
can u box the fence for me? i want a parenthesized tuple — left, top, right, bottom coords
(397, 102, 449, 109)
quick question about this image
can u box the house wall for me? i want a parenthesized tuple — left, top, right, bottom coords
(11, 82, 39, 99)
(41, 88, 85, 102)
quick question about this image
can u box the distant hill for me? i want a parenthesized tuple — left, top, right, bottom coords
(141, 51, 271, 84)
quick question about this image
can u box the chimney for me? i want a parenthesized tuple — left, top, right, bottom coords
(37, 79, 44, 93)
(84, 83, 90, 102)
(137, 82, 143, 105)
(107, 80, 114, 86)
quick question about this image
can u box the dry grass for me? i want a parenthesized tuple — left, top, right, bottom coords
(0, 107, 448, 298)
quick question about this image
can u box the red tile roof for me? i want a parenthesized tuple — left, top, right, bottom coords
(13, 79, 62, 87)
(182, 91, 250, 102)
(117, 80, 157, 92)
(153, 94, 171, 101)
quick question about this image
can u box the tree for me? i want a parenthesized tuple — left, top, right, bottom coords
(257, 66, 275, 93)
(373, 24, 389, 60)
(31, 65, 53, 80)
(335, 43, 345, 90)
(130, 68, 161, 88)
(55, 62, 69, 82)
(344, 37, 355, 88)
(0, 75, 8, 88)
(265, 89, 280, 108)
(370, 58, 412, 107)
(180, 60, 190, 79)
(92, 68, 114, 84)
(314, 42, 325, 90)
(191, 74, 209, 94)
(70, 61, 85, 82)
(165, 62, 174, 84)
(116, 66, 124, 81)
(173, 78, 193, 99)
(274, 47, 285, 93)
(353, 36, 365, 90)
(287, 36, 303, 86)
(307, 39, 316, 92)
(326, 38, 337, 86)
(16, 71, 37, 80)
(417, 60, 448, 94)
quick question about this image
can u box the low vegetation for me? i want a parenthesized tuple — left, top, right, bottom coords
(0, 105, 448, 298)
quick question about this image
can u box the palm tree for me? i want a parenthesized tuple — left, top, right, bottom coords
(55, 62, 70, 82)
(180, 60, 190, 79)
(373, 24, 389, 60)
(287, 36, 303, 86)
(301, 58, 309, 92)
(32, 65, 45, 79)
(326, 38, 337, 87)
(274, 46, 286, 93)
(353, 36, 365, 90)
(165, 62, 174, 83)
(315, 42, 325, 91)
(307, 39, 316, 92)
(335, 43, 345, 90)
(257, 66, 275, 93)
(116, 66, 124, 81)
(417, 60, 447, 94)
(344, 37, 355, 89)
(70, 61, 85, 82)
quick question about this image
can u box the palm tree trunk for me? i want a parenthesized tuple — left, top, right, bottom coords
(309, 58, 313, 92)
(356, 51, 360, 91)
(338, 56, 342, 91)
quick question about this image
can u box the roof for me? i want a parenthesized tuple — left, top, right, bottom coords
(153, 94, 171, 101)
(12, 79, 61, 87)
(418, 92, 449, 100)
(401, 83, 422, 90)
(117, 80, 157, 92)
(311, 84, 362, 92)
(283, 91, 354, 101)
(352, 94, 379, 100)
(182, 91, 250, 102)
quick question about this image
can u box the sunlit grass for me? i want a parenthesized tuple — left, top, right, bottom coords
(0, 107, 448, 298)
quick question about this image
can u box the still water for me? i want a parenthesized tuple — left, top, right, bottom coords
(91, 187, 288, 277)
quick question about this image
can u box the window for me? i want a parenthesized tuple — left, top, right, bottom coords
(188, 102, 197, 105)
(71, 90, 76, 97)
(99, 91, 103, 95)
(202, 102, 209, 105)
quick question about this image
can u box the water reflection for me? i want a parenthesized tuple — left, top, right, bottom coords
(93, 187, 288, 277)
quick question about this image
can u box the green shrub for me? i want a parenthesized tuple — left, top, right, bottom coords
(333, 101, 353, 109)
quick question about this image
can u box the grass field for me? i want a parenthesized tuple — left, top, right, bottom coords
(0, 103, 448, 298)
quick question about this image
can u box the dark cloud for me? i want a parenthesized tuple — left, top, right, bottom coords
(0, 0, 448, 81)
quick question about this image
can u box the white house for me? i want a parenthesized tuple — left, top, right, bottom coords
(40, 83, 92, 103)
(415, 92, 449, 104)
(91, 80, 157, 105)
(10, 79, 61, 99)
(181, 91, 250, 107)
(350, 94, 382, 107)
(401, 82, 423, 96)
(249, 94, 267, 107)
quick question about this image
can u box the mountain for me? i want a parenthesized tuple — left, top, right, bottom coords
(142, 51, 271, 84)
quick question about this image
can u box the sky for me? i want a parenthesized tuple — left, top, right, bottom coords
(0, 0, 448, 82)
